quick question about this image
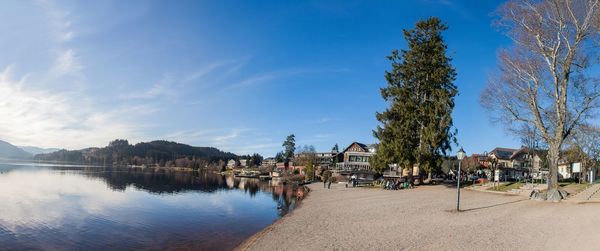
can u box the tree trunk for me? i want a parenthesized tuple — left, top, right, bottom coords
(546, 145, 566, 201)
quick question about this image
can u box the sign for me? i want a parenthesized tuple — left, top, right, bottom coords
(573, 162, 581, 173)
(494, 170, 500, 182)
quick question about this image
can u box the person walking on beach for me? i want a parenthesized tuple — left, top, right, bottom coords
(322, 170, 332, 189)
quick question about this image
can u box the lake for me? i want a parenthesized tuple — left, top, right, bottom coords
(0, 162, 303, 250)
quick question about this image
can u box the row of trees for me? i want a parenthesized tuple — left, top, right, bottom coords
(237, 153, 264, 168)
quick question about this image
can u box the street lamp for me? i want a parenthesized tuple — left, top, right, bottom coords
(456, 147, 466, 212)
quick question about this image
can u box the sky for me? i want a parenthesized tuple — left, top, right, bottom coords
(0, 0, 519, 156)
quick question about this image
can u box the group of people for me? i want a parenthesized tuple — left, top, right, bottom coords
(381, 178, 412, 190)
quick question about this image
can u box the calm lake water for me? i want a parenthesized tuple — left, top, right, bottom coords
(0, 162, 302, 250)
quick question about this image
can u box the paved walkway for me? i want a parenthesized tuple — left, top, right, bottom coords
(571, 184, 600, 202)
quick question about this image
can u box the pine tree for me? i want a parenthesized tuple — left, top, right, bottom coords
(373, 17, 457, 181)
(332, 144, 339, 152)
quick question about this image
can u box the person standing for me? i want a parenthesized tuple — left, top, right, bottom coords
(322, 170, 332, 189)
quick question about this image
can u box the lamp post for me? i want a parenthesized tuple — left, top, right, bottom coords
(456, 148, 466, 212)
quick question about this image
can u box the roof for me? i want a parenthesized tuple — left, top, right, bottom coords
(490, 147, 519, 160)
(342, 142, 372, 153)
(510, 148, 547, 159)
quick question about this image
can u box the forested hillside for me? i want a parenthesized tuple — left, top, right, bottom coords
(34, 139, 238, 169)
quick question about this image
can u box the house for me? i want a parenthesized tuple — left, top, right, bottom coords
(558, 160, 573, 179)
(486, 147, 546, 181)
(489, 147, 519, 168)
(334, 142, 376, 171)
(315, 152, 338, 167)
(558, 160, 584, 180)
(262, 157, 277, 167)
(294, 151, 338, 168)
(239, 159, 248, 167)
(275, 162, 304, 173)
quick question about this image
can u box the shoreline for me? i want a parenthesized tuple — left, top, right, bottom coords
(235, 184, 311, 251)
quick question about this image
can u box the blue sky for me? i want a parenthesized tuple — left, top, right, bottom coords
(0, 0, 519, 156)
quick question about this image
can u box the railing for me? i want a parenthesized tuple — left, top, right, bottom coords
(334, 163, 371, 172)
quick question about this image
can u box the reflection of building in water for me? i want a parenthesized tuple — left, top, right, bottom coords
(226, 159, 236, 169)
(238, 178, 246, 189)
(270, 178, 281, 186)
(226, 175, 235, 188)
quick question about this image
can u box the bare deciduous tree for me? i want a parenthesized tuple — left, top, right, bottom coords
(481, 0, 600, 201)
(569, 124, 600, 182)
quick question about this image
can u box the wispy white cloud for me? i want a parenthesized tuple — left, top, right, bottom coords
(36, 0, 77, 42)
(223, 67, 349, 91)
(120, 75, 178, 100)
(0, 65, 146, 149)
(123, 59, 244, 101)
(212, 128, 253, 144)
(317, 117, 332, 123)
(52, 49, 83, 75)
(182, 61, 230, 83)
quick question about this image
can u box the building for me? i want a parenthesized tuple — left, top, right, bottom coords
(315, 152, 337, 167)
(486, 147, 546, 181)
(334, 142, 376, 171)
(488, 147, 519, 168)
(239, 159, 248, 167)
(275, 162, 304, 173)
(262, 157, 277, 167)
(294, 151, 338, 168)
(558, 160, 585, 180)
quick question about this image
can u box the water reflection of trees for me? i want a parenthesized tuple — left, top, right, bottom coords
(48, 166, 300, 214)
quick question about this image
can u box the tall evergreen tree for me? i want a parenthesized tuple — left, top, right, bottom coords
(373, 17, 457, 180)
(282, 134, 296, 170)
(282, 134, 296, 159)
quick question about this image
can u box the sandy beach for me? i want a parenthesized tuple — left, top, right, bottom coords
(240, 183, 600, 251)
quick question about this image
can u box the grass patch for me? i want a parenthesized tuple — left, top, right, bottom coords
(487, 182, 524, 192)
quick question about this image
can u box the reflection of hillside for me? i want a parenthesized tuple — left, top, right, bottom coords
(47, 166, 300, 211)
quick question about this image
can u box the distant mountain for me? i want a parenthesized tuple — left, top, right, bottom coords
(19, 146, 61, 155)
(34, 139, 238, 169)
(0, 140, 32, 159)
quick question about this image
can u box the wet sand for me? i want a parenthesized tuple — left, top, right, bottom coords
(240, 182, 600, 251)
